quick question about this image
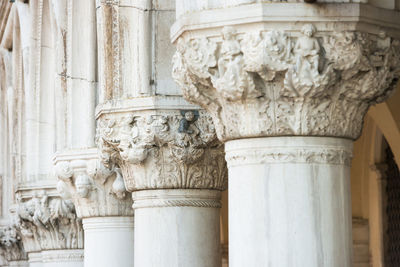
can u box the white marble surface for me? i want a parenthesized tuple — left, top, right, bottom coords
(83, 217, 134, 267)
(27, 252, 42, 267)
(225, 137, 353, 267)
(41, 250, 83, 267)
(133, 189, 222, 267)
(8, 261, 28, 267)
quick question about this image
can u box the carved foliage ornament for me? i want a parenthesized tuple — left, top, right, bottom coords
(96, 111, 228, 191)
(0, 226, 26, 261)
(54, 158, 133, 218)
(13, 192, 83, 251)
(172, 25, 400, 141)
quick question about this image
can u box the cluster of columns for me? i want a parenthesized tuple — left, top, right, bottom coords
(170, 1, 400, 267)
(0, 1, 399, 267)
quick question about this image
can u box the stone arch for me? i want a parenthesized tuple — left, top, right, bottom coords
(369, 83, 400, 167)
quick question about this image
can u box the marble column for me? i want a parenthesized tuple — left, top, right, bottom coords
(95, 0, 227, 265)
(133, 189, 222, 267)
(171, 2, 400, 266)
(12, 190, 84, 267)
(54, 148, 134, 267)
(27, 253, 42, 267)
(226, 137, 353, 266)
(52, 0, 119, 266)
(97, 109, 227, 267)
(82, 217, 134, 267)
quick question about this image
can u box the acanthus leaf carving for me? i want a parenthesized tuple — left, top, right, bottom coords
(0, 225, 27, 262)
(12, 191, 83, 252)
(96, 111, 227, 192)
(172, 25, 400, 141)
(54, 149, 133, 218)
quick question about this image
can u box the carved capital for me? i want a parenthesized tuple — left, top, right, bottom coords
(0, 226, 27, 262)
(12, 192, 83, 252)
(172, 25, 400, 141)
(96, 110, 228, 192)
(53, 148, 133, 218)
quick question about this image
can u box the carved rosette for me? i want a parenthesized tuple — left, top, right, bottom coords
(53, 148, 133, 218)
(12, 192, 83, 252)
(0, 226, 27, 262)
(96, 110, 227, 192)
(172, 25, 400, 141)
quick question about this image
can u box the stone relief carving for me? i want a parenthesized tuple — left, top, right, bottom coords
(54, 152, 133, 218)
(0, 226, 27, 262)
(97, 111, 228, 191)
(12, 191, 83, 252)
(225, 146, 353, 167)
(172, 25, 400, 141)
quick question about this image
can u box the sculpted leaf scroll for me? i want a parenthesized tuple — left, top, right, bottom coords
(97, 111, 227, 191)
(172, 25, 400, 141)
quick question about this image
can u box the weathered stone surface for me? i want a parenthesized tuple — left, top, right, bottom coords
(173, 25, 400, 141)
(54, 148, 133, 218)
(97, 110, 227, 192)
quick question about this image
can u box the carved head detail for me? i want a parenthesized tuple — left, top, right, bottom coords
(301, 24, 316, 37)
(176, 38, 186, 54)
(222, 26, 236, 40)
(378, 30, 387, 39)
(0, 227, 17, 248)
(74, 174, 92, 198)
(179, 110, 200, 134)
(55, 162, 74, 182)
(185, 111, 195, 122)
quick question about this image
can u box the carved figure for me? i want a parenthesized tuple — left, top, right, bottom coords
(218, 27, 242, 77)
(178, 111, 200, 147)
(294, 24, 320, 84)
(57, 180, 72, 200)
(371, 30, 391, 67)
(33, 193, 51, 228)
(178, 111, 199, 134)
(215, 27, 257, 100)
(74, 174, 92, 198)
(55, 162, 73, 182)
(0, 226, 25, 261)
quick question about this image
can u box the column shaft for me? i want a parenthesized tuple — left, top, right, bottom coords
(225, 137, 353, 267)
(82, 217, 134, 267)
(133, 189, 222, 267)
(27, 252, 42, 267)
